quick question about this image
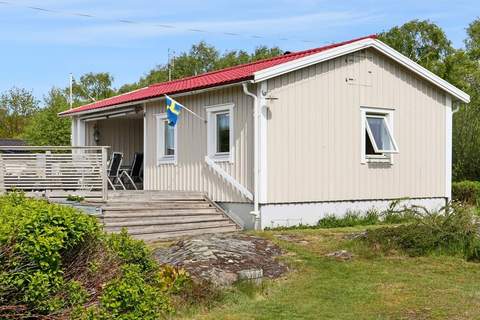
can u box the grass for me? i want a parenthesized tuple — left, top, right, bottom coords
(175, 226, 480, 320)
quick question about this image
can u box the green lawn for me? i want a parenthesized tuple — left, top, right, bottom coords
(177, 227, 480, 320)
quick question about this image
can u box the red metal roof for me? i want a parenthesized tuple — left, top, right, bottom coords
(61, 35, 376, 116)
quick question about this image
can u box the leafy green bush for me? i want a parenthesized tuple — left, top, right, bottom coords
(0, 192, 99, 313)
(106, 229, 156, 272)
(83, 264, 172, 320)
(0, 192, 190, 318)
(364, 204, 480, 260)
(452, 180, 480, 206)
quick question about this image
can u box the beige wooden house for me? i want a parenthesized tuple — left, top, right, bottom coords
(61, 35, 470, 229)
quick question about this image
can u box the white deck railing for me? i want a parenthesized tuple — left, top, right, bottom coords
(0, 146, 109, 200)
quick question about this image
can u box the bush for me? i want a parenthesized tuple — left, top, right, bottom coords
(0, 192, 99, 313)
(452, 180, 480, 206)
(364, 204, 480, 260)
(0, 192, 190, 319)
(106, 229, 156, 273)
(84, 264, 172, 320)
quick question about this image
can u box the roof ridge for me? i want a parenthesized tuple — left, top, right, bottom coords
(150, 34, 377, 88)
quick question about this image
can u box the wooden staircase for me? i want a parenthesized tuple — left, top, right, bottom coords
(100, 191, 240, 241)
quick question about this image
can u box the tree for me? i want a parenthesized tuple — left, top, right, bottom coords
(0, 87, 38, 138)
(466, 18, 480, 60)
(118, 41, 283, 93)
(23, 88, 71, 146)
(451, 19, 480, 180)
(73, 72, 116, 105)
(378, 20, 454, 77)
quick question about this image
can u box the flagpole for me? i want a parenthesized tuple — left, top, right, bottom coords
(179, 104, 207, 123)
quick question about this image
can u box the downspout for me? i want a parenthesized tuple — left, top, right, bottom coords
(242, 82, 260, 229)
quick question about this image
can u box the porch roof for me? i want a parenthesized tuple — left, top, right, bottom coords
(60, 35, 377, 117)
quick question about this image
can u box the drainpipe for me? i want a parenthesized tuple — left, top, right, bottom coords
(242, 82, 260, 229)
(452, 101, 460, 114)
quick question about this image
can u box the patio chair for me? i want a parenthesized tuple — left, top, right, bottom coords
(107, 152, 126, 190)
(119, 152, 143, 190)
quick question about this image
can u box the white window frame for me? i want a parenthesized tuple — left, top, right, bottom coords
(206, 103, 234, 163)
(360, 107, 398, 164)
(156, 113, 177, 165)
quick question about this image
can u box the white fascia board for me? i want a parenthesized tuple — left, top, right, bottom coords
(253, 38, 470, 104)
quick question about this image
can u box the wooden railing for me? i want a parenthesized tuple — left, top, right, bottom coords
(0, 146, 109, 200)
(204, 156, 253, 201)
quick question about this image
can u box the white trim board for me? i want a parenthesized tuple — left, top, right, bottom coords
(253, 38, 470, 103)
(445, 95, 453, 200)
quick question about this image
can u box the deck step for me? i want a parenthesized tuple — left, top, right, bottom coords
(105, 220, 236, 234)
(128, 225, 239, 241)
(103, 215, 226, 225)
(103, 203, 213, 210)
(100, 192, 240, 240)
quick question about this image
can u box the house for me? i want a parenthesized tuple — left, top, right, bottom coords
(60, 35, 470, 229)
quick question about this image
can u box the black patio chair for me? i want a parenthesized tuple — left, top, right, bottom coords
(107, 152, 126, 190)
(120, 152, 143, 190)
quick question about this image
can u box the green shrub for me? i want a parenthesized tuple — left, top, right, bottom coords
(0, 192, 99, 314)
(364, 204, 480, 260)
(156, 265, 191, 294)
(84, 264, 172, 320)
(452, 180, 480, 206)
(0, 192, 191, 318)
(106, 228, 156, 272)
(317, 210, 380, 228)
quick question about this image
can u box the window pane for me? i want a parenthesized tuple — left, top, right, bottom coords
(365, 130, 381, 155)
(366, 117, 394, 151)
(164, 121, 175, 156)
(216, 113, 230, 153)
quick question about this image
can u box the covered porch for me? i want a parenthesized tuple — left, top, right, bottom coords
(73, 104, 145, 191)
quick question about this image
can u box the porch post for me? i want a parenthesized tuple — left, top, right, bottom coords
(77, 118, 86, 146)
(101, 146, 108, 201)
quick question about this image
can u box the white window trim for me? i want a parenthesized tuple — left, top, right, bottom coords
(206, 103, 235, 163)
(156, 113, 177, 165)
(360, 107, 398, 164)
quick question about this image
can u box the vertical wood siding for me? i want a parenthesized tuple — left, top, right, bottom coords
(85, 118, 143, 165)
(266, 48, 447, 203)
(144, 85, 254, 203)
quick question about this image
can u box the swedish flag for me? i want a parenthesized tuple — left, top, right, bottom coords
(165, 95, 183, 126)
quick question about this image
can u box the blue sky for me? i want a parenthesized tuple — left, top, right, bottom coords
(0, 0, 477, 102)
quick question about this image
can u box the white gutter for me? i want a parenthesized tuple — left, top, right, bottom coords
(242, 82, 260, 229)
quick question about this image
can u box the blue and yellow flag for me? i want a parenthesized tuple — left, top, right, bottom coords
(165, 95, 183, 126)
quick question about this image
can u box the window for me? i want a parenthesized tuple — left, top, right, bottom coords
(216, 112, 230, 153)
(361, 107, 398, 163)
(207, 103, 234, 162)
(156, 114, 177, 165)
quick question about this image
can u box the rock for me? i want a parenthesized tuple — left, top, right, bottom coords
(153, 233, 287, 287)
(344, 231, 368, 240)
(325, 250, 353, 261)
(238, 269, 263, 284)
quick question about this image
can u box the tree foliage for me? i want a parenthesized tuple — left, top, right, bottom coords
(23, 88, 71, 146)
(118, 41, 283, 93)
(0, 87, 38, 138)
(380, 19, 480, 181)
(378, 19, 454, 77)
